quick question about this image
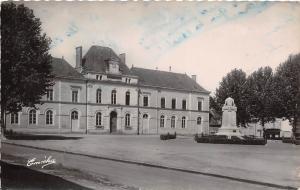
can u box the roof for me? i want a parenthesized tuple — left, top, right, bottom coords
(51, 57, 84, 79)
(82, 46, 131, 75)
(130, 67, 209, 93)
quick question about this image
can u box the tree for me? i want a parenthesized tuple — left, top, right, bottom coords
(1, 2, 53, 134)
(273, 54, 300, 138)
(245, 67, 277, 132)
(215, 69, 250, 127)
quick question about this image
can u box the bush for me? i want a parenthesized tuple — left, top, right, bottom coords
(282, 137, 294, 144)
(160, 132, 176, 140)
(194, 134, 266, 145)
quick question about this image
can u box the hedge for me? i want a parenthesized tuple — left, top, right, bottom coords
(194, 134, 266, 145)
(160, 132, 176, 140)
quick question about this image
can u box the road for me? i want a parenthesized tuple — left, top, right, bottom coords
(1, 143, 293, 190)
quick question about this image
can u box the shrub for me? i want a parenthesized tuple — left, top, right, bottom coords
(160, 132, 176, 140)
(282, 137, 294, 144)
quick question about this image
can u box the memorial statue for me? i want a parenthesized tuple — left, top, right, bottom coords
(216, 97, 243, 138)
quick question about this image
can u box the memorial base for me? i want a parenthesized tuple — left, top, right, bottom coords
(216, 127, 243, 139)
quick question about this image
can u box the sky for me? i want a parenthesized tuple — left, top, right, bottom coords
(22, 1, 300, 93)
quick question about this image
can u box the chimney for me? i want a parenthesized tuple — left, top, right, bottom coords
(75, 46, 82, 68)
(119, 53, 126, 64)
(192, 75, 197, 82)
(169, 66, 171, 72)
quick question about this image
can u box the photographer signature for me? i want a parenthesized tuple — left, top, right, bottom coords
(27, 156, 56, 168)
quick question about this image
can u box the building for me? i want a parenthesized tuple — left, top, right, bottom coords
(6, 45, 210, 135)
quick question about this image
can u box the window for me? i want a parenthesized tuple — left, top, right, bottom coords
(29, 110, 37, 124)
(96, 75, 102, 80)
(198, 100, 202, 111)
(46, 89, 53, 101)
(171, 116, 176, 128)
(96, 75, 99, 80)
(160, 115, 165, 128)
(143, 96, 148, 107)
(143, 114, 148, 119)
(125, 91, 130, 105)
(96, 112, 102, 126)
(11, 113, 18, 124)
(172, 99, 176, 109)
(182, 100, 186, 110)
(197, 117, 202, 125)
(96, 89, 101, 103)
(72, 90, 78, 103)
(125, 114, 130, 126)
(46, 110, 53, 125)
(111, 90, 116, 104)
(182, 116, 186, 128)
(161, 98, 165, 108)
(71, 111, 78, 120)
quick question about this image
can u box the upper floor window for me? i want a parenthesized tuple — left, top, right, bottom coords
(72, 90, 78, 103)
(143, 96, 148, 107)
(96, 112, 102, 126)
(29, 110, 37, 124)
(198, 100, 203, 111)
(111, 90, 117, 104)
(46, 110, 53, 125)
(182, 100, 186, 110)
(160, 115, 165, 128)
(96, 89, 101, 103)
(197, 117, 202, 125)
(125, 114, 130, 126)
(172, 98, 176, 109)
(11, 113, 18, 124)
(46, 89, 53, 101)
(182, 116, 186, 128)
(161, 98, 165, 108)
(171, 116, 176, 128)
(125, 91, 130, 105)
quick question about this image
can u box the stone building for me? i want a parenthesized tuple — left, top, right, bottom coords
(6, 46, 210, 135)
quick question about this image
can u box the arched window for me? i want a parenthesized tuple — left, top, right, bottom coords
(171, 116, 176, 128)
(46, 110, 53, 125)
(143, 114, 148, 119)
(197, 117, 202, 125)
(29, 110, 37, 124)
(11, 113, 18, 124)
(182, 116, 186, 128)
(125, 91, 130, 105)
(71, 111, 78, 120)
(96, 112, 102, 126)
(160, 115, 165, 128)
(96, 89, 101, 103)
(111, 90, 116, 104)
(125, 114, 130, 126)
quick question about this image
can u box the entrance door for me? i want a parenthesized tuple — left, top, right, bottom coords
(142, 114, 149, 134)
(71, 111, 79, 132)
(110, 111, 117, 133)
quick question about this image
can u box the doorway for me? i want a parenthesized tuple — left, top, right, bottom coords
(110, 111, 117, 133)
(71, 111, 79, 132)
(142, 114, 149, 134)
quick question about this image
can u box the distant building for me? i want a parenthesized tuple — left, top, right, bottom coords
(6, 46, 210, 135)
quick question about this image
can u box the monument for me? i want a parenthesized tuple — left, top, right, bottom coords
(216, 97, 243, 138)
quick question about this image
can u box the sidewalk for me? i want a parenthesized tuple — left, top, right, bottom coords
(3, 134, 300, 188)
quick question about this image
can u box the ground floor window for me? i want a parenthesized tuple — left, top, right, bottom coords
(197, 117, 202, 125)
(29, 110, 37, 124)
(171, 116, 176, 128)
(46, 110, 53, 125)
(160, 115, 165, 128)
(96, 112, 102, 126)
(182, 116, 186, 128)
(125, 114, 130, 126)
(11, 113, 18, 124)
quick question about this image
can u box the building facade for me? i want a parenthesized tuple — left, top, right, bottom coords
(7, 46, 210, 135)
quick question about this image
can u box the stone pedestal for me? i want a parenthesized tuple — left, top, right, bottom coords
(216, 97, 243, 138)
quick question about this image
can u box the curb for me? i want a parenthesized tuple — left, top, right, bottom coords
(3, 141, 298, 190)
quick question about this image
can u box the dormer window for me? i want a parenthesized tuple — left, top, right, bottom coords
(107, 58, 120, 74)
